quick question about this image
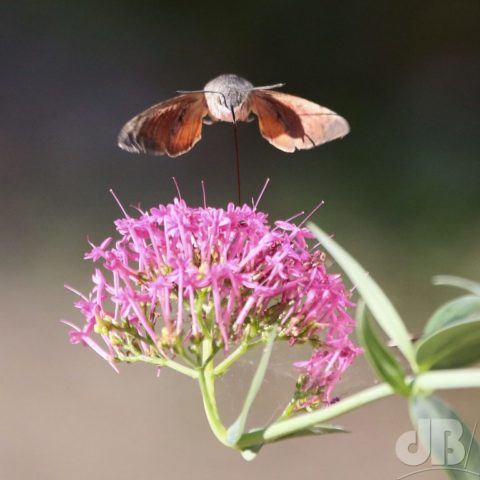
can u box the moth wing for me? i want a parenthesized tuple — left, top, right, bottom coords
(118, 93, 208, 157)
(250, 90, 349, 152)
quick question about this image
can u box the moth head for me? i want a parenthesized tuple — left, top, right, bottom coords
(204, 74, 253, 122)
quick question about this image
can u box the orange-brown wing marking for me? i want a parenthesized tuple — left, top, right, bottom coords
(118, 93, 208, 157)
(250, 90, 350, 152)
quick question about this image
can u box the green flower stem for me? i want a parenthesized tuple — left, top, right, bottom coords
(117, 354, 198, 379)
(236, 369, 480, 450)
(213, 339, 262, 377)
(236, 383, 394, 449)
(413, 368, 480, 394)
(198, 338, 229, 446)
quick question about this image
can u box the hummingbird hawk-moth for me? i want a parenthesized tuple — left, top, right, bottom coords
(118, 73, 349, 157)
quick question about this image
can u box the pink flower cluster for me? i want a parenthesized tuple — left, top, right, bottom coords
(66, 199, 360, 404)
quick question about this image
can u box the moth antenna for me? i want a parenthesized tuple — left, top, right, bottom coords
(201, 180, 207, 208)
(177, 89, 230, 109)
(172, 177, 182, 200)
(109, 189, 130, 218)
(250, 83, 285, 91)
(176, 89, 207, 94)
(299, 200, 325, 227)
(254, 178, 270, 210)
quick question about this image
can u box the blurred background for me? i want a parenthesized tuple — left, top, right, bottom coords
(1, 1, 479, 478)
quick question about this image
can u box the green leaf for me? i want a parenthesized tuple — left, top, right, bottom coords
(308, 223, 417, 370)
(424, 295, 480, 336)
(409, 396, 480, 479)
(356, 301, 411, 394)
(432, 276, 480, 296)
(239, 423, 346, 460)
(416, 318, 480, 370)
(227, 328, 277, 445)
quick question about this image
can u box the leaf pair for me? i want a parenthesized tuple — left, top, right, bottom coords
(416, 294, 480, 371)
(309, 224, 480, 479)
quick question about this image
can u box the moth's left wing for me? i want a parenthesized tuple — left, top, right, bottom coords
(250, 90, 349, 152)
